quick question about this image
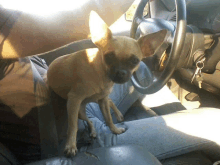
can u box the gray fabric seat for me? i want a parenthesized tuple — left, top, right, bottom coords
(32, 107, 218, 165)
(122, 85, 186, 122)
(0, 142, 18, 165)
(116, 108, 220, 162)
(161, 151, 213, 165)
(140, 85, 186, 116)
(123, 99, 186, 122)
(124, 102, 158, 122)
(27, 145, 162, 165)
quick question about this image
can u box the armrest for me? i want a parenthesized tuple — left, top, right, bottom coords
(27, 144, 162, 165)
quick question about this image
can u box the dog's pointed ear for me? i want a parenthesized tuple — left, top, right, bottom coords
(137, 29, 169, 58)
(89, 11, 112, 50)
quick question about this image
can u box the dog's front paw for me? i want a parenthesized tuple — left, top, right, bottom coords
(111, 127, 125, 134)
(90, 130, 97, 138)
(64, 144, 77, 157)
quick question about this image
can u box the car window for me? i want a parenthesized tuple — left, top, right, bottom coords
(125, 0, 149, 21)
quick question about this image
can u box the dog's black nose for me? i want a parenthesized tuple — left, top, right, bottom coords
(116, 70, 127, 78)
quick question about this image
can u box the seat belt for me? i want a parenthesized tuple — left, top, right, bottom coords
(29, 58, 59, 159)
(0, 8, 59, 159)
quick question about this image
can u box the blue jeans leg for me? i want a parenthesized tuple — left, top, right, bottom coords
(86, 61, 150, 123)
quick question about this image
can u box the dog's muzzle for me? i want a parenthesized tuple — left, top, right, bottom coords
(109, 69, 130, 84)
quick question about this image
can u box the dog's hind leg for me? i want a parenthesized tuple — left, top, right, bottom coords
(108, 98, 124, 122)
(78, 104, 96, 138)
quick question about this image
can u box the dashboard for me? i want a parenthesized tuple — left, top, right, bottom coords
(147, 0, 220, 95)
(160, 0, 220, 33)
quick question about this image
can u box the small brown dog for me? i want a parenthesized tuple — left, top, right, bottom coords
(47, 11, 168, 156)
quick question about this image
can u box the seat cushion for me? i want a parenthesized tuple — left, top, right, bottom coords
(124, 99, 157, 122)
(117, 108, 220, 160)
(124, 86, 186, 122)
(0, 142, 19, 165)
(141, 86, 186, 115)
(161, 151, 212, 165)
(27, 145, 162, 165)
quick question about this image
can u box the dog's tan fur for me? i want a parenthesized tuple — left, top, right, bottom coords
(47, 11, 168, 156)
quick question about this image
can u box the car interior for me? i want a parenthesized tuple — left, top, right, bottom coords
(1, 0, 220, 164)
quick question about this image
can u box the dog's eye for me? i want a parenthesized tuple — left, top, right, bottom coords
(130, 55, 140, 66)
(104, 52, 115, 65)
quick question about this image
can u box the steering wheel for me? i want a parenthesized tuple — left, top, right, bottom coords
(130, 0, 186, 94)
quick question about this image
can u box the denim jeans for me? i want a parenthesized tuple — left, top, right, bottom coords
(85, 61, 150, 133)
(83, 61, 220, 161)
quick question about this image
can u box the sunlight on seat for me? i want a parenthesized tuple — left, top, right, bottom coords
(141, 86, 182, 108)
(1, 0, 89, 17)
(164, 109, 220, 145)
(129, 86, 135, 94)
